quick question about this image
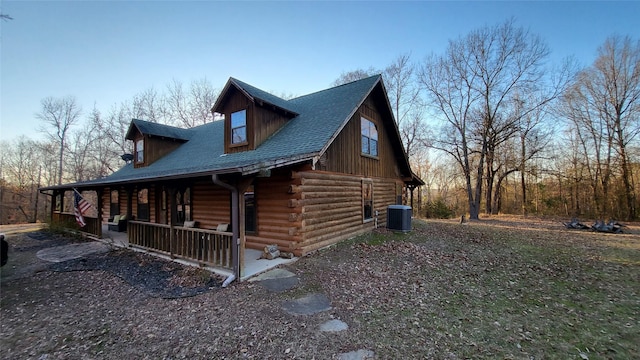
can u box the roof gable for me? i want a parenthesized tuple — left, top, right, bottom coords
(212, 78, 298, 117)
(125, 119, 192, 141)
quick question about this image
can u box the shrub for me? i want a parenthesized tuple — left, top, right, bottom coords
(425, 199, 454, 219)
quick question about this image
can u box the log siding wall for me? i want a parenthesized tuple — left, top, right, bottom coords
(243, 168, 403, 256)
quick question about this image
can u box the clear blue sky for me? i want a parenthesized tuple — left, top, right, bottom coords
(1, 1, 639, 142)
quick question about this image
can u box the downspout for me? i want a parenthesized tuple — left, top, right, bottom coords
(212, 174, 240, 286)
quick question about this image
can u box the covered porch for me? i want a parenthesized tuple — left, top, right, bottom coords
(99, 222, 294, 281)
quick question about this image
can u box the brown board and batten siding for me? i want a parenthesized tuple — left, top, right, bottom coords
(223, 89, 253, 153)
(132, 134, 183, 169)
(220, 88, 292, 154)
(321, 96, 402, 179)
(253, 103, 291, 149)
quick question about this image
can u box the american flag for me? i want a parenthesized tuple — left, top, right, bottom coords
(74, 189, 91, 227)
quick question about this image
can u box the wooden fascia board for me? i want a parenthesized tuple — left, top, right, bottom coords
(211, 78, 256, 114)
(254, 99, 298, 118)
(374, 80, 413, 173)
(125, 121, 142, 141)
(238, 153, 316, 176)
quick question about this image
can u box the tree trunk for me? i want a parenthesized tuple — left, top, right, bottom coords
(520, 170, 527, 216)
(617, 125, 636, 220)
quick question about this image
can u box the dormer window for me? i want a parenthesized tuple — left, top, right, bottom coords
(231, 110, 247, 144)
(135, 138, 144, 163)
(361, 117, 378, 157)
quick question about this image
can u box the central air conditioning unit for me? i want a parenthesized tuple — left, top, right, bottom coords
(387, 205, 412, 232)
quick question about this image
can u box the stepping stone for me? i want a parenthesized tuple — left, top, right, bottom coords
(319, 319, 348, 332)
(282, 293, 331, 315)
(36, 242, 110, 263)
(251, 268, 299, 292)
(337, 349, 375, 360)
(259, 276, 299, 292)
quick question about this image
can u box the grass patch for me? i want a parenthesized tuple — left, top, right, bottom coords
(316, 218, 640, 359)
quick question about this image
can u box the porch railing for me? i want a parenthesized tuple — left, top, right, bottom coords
(127, 221, 233, 269)
(52, 213, 102, 238)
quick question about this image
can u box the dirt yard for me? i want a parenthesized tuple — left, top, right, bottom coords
(1, 216, 639, 359)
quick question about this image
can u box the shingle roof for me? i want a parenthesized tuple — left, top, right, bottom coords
(125, 118, 192, 141)
(228, 78, 298, 116)
(44, 75, 399, 189)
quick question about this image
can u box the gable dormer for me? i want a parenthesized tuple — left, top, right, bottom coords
(125, 119, 190, 168)
(212, 78, 298, 154)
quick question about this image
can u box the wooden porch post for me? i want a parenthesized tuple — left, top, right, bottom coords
(236, 178, 253, 279)
(169, 187, 176, 258)
(96, 188, 103, 238)
(126, 187, 133, 220)
(51, 189, 58, 224)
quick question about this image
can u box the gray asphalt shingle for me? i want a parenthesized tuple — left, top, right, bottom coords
(48, 75, 382, 189)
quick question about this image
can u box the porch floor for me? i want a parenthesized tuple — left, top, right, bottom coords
(98, 225, 297, 281)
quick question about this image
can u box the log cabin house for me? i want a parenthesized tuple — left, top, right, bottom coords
(41, 75, 423, 280)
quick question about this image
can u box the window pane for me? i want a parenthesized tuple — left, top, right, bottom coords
(231, 110, 246, 128)
(138, 188, 148, 204)
(137, 188, 149, 221)
(361, 135, 369, 154)
(245, 190, 256, 233)
(232, 126, 246, 143)
(370, 139, 378, 156)
(363, 181, 373, 220)
(370, 123, 378, 140)
(361, 118, 370, 137)
(136, 139, 144, 162)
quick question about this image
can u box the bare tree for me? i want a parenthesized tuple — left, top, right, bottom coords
(332, 67, 378, 86)
(131, 87, 169, 124)
(2, 137, 46, 222)
(382, 54, 425, 159)
(419, 19, 566, 220)
(36, 96, 82, 185)
(167, 78, 218, 128)
(562, 35, 640, 219)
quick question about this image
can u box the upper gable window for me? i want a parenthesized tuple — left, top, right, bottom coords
(361, 117, 378, 157)
(135, 139, 144, 163)
(231, 110, 247, 144)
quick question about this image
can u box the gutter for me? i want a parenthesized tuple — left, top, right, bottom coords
(211, 174, 240, 286)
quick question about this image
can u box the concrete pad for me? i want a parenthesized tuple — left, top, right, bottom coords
(282, 293, 331, 315)
(36, 242, 110, 263)
(337, 349, 375, 360)
(319, 319, 349, 332)
(242, 249, 297, 281)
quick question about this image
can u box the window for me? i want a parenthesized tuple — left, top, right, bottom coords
(244, 185, 256, 233)
(137, 188, 149, 221)
(362, 180, 373, 221)
(231, 110, 247, 144)
(361, 117, 378, 156)
(110, 190, 119, 216)
(175, 187, 191, 224)
(54, 193, 62, 212)
(135, 139, 144, 163)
